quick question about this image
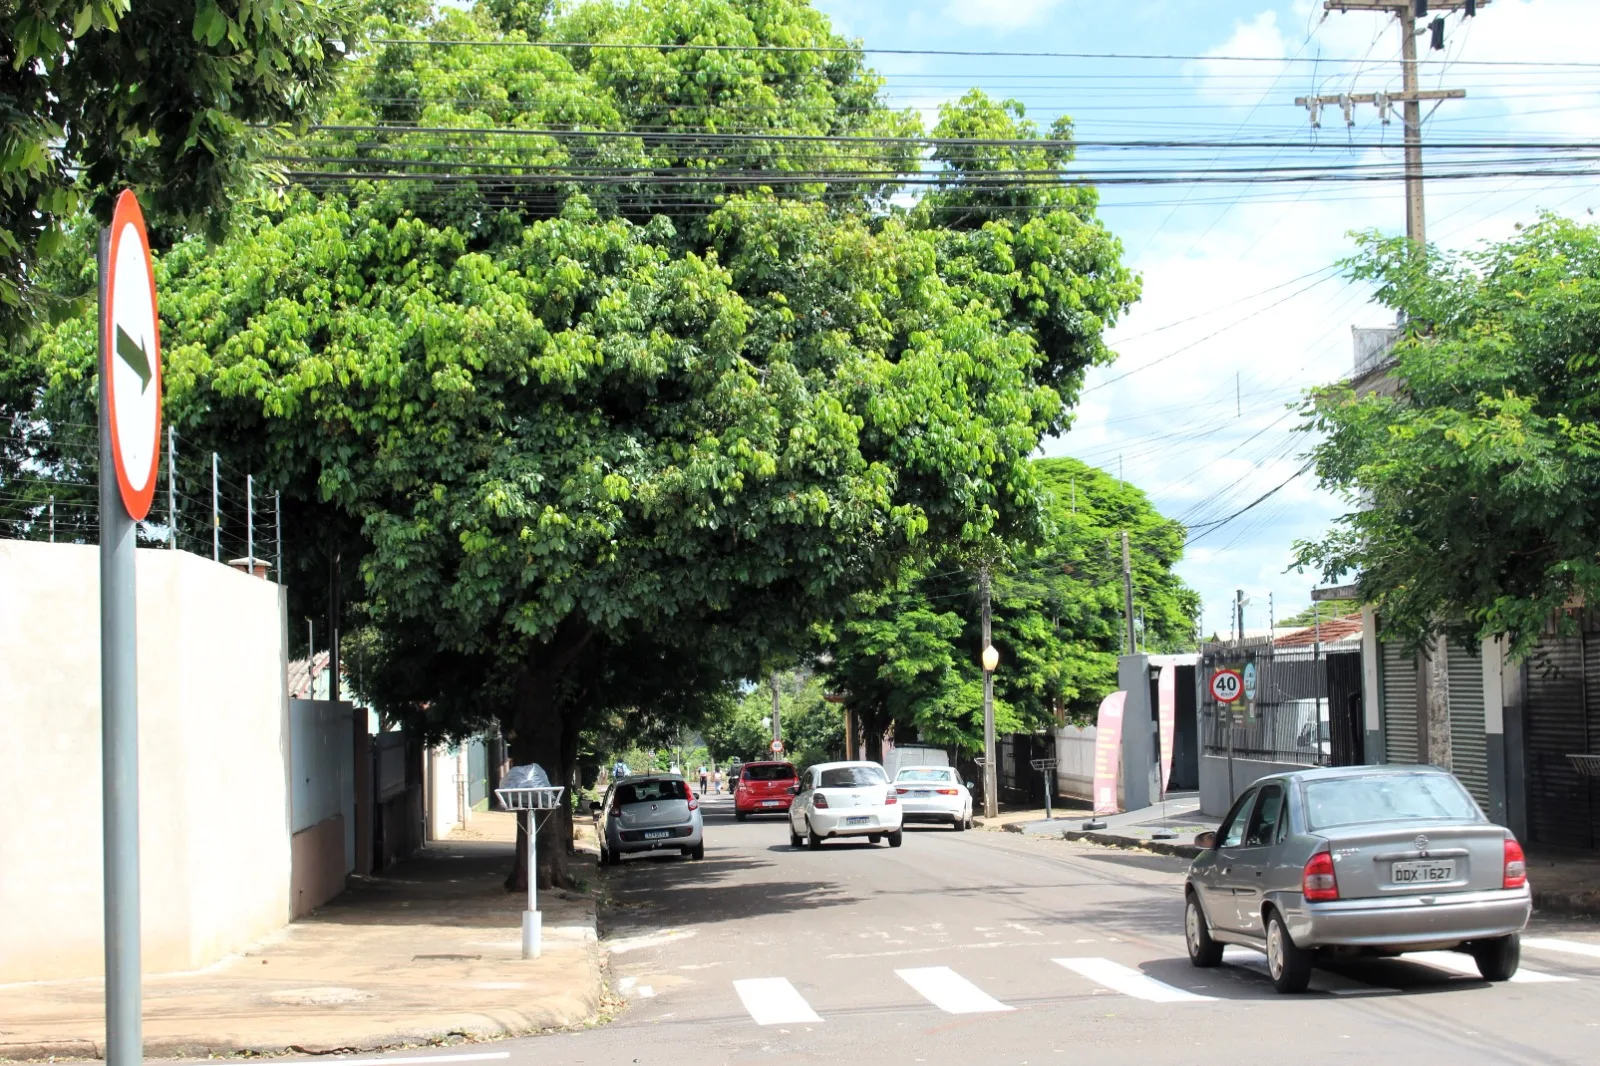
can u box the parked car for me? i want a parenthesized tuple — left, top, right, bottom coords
(787, 761, 903, 849)
(733, 761, 799, 820)
(892, 765, 973, 830)
(1183, 765, 1531, 993)
(593, 774, 704, 864)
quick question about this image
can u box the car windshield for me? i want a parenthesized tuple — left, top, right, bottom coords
(1304, 773, 1479, 830)
(819, 766, 886, 788)
(896, 769, 953, 783)
(743, 764, 795, 781)
(616, 779, 689, 804)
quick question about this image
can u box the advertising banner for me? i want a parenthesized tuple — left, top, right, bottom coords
(1157, 664, 1176, 795)
(1091, 690, 1126, 816)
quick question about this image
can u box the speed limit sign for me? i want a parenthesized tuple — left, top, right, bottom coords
(770, 739, 784, 754)
(1210, 668, 1244, 704)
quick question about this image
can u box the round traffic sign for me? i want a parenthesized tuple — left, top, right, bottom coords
(769, 739, 784, 754)
(1210, 668, 1243, 704)
(103, 191, 162, 520)
(1243, 662, 1258, 701)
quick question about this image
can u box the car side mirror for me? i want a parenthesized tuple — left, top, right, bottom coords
(588, 801, 602, 814)
(965, 781, 975, 790)
(1194, 831, 1217, 849)
(788, 784, 800, 795)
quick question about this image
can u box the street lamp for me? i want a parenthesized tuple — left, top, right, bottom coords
(982, 644, 1000, 819)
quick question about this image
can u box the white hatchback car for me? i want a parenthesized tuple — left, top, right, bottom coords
(788, 761, 903, 848)
(893, 765, 974, 830)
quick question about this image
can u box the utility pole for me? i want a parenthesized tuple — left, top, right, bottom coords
(166, 426, 177, 549)
(770, 672, 782, 753)
(1235, 588, 1245, 642)
(980, 564, 998, 820)
(1121, 531, 1136, 655)
(1297, 1, 1483, 248)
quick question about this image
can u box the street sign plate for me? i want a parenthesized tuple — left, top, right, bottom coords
(1243, 662, 1258, 701)
(103, 191, 162, 520)
(769, 739, 784, 754)
(1209, 668, 1243, 704)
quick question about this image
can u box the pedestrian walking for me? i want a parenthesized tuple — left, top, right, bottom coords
(699, 766, 709, 793)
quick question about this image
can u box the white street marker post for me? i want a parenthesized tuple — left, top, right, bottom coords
(100, 190, 163, 1066)
(494, 778, 564, 959)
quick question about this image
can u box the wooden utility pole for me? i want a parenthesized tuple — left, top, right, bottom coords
(1297, 1, 1484, 249)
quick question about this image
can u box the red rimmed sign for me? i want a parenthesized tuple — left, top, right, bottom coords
(102, 190, 162, 520)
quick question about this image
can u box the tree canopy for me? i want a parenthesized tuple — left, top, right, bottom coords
(819, 456, 1198, 756)
(0, 0, 353, 339)
(1298, 215, 1600, 655)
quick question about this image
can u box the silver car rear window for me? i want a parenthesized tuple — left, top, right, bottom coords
(1304, 773, 1478, 830)
(820, 766, 886, 788)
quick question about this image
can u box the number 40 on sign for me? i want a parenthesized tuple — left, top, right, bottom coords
(1210, 668, 1243, 704)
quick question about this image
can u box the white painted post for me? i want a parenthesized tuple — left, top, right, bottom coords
(522, 809, 541, 958)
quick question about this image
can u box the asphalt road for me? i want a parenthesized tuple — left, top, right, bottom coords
(355, 794, 1600, 1066)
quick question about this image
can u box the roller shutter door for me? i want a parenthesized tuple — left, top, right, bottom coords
(1446, 642, 1489, 810)
(1382, 642, 1419, 764)
(1524, 636, 1593, 849)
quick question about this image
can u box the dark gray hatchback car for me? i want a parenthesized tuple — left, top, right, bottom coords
(1184, 765, 1531, 993)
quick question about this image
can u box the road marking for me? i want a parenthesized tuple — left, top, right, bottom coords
(1053, 958, 1215, 1003)
(734, 978, 823, 1025)
(1406, 950, 1575, 983)
(1524, 937, 1600, 960)
(315, 1049, 508, 1056)
(896, 966, 1015, 1013)
(1222, 948, 1385, 996)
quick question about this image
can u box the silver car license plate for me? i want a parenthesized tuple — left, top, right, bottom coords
(1392, 859, 1455, 883)
(643, 829, 670, 840)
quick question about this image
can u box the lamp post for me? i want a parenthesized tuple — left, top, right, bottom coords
(982, 642, 1000, 820)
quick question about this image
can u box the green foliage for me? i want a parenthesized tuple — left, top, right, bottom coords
(0, 0, 354, 339)
(1297, 215, 1600, 656)
(1277, 600, 1358, 628)
(699, 671, 842, 770)
(819, 456, 1198, 749)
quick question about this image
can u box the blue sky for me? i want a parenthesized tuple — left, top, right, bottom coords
(812, 0, 1600, 637)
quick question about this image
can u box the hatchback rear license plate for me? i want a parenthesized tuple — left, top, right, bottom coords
(643, 830, 670, 840)
(761, 800, 781, 806)
(845, 816, 871, 826)
(1392, 859, 1455, 883)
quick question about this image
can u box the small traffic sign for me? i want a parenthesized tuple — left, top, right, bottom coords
(1243, 662, 1258, 701)
(770, 739, 784, 754)
(1210, 668, 1243, 704)
(103, 191, 162, 520)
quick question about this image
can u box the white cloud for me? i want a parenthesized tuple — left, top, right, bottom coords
(942, 0, 1066, 32)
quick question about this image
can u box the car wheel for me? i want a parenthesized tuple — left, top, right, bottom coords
(690, 843, 705, 861)
(1471, 934, 1520, 982)
(736, 811, 748, 822)
(952, 813, 966, 832)
(868, 834, 881, 844)
(604, 846, 620, 867)
(1184, 892, 1224, 968)
(807, 820, 823, 850)
(789, 822, 803, 848)
(1265, 911, 1311, 993)
(887, 829, 903, 848)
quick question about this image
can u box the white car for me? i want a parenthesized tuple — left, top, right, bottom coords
(893, 765, 973, 830)
(788, 761, 903, 849)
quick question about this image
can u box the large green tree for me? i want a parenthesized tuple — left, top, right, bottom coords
(10, 0, 1138, 884)
(1299, 216, 1600, 656)
(0, 0, 353, 338)
(820, 457, 1198, 756)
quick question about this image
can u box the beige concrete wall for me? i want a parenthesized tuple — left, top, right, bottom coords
(0, 540, 291, 982)
(290, 815, 346, 918)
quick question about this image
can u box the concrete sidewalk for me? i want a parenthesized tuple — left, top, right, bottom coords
(0, 812, 605, 1061)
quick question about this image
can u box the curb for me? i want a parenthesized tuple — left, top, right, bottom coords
(1531, 888, 1600, 920)
(1060, 829, 1203, 858)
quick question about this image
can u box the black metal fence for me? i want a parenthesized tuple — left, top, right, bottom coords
(1200, 640, 1333, 767)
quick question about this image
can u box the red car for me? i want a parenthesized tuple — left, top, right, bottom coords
(733, 761, 799, 820)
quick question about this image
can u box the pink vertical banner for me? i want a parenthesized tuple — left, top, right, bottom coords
(1158, 664, 1176, 795)
(1091, 690, 1126, 816)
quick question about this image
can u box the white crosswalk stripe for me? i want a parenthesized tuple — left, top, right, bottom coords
(1221, 947, 1387, 995)
(1405, 950, 1576, 983)
(1524, 937, 1600, 961)
(896, 966, 1015, 1013)
(1053, 957, 1215, 1002)
(733, 978, 823, 1025)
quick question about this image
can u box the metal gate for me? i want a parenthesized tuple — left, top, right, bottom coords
(1200, 641, 1332, 767)
(1524, 636, 1592, 849)
(1446, 641, 1490, 810)
(1381, 642, 1420, 764)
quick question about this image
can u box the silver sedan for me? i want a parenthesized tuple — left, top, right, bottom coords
(1184, 765, 1531, 993)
